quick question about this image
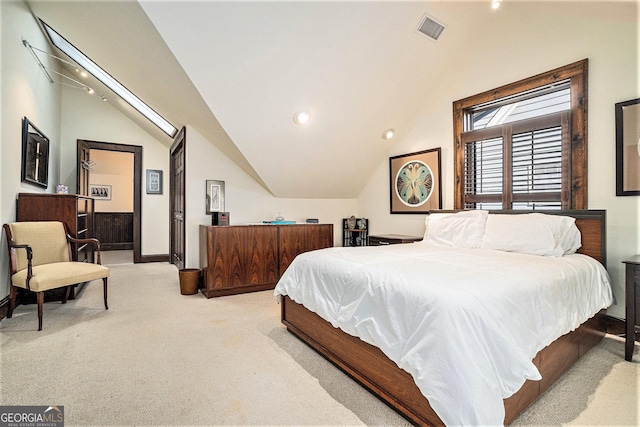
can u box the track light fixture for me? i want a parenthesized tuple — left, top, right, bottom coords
(22, 38, 107, 102)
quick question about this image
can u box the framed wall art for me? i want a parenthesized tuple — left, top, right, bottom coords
(206, 180, 225, 213)
(89, 184, 112, 200)
(146, 169, 163, 194)
(389, 148, 442, 214)
(21, 117, 50, 188)
(616, 98, 640, 196)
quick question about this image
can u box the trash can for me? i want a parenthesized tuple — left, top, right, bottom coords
(179, 268, 201, 295)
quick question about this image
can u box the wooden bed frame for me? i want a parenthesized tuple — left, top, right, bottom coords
(280, 210, 608, 426)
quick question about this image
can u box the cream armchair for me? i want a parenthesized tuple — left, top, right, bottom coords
(3, 221, 109, 331)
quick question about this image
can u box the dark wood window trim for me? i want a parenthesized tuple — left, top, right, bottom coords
(453, 59, 588, 209)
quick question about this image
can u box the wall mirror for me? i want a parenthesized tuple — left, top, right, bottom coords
(21, 117, 50, 188)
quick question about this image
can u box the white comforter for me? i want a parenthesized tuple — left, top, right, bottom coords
(273, 242, 613, 426)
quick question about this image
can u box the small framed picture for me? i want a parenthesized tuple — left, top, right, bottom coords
(89, 184, 112, 200)
(206, 180, 225, 213)
(146, 169, 163, 195)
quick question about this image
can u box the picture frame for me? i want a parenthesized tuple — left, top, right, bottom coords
(146, 169, 163, 194)
(206, 180, 225, 213)
(616, 98, 640, 196)
(389, 148, 442, 214)
(21, 117, 50, 188)
(89, 184, 112, 200)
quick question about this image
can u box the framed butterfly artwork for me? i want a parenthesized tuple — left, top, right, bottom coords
(389, 148, 442, 214)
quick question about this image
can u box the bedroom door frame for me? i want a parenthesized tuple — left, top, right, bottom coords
(77, 139, 143, 263)
(169, 127, 186, 270)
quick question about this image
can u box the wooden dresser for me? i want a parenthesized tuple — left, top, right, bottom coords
(16, 193, 95, 300)
(16, 193, 95, 262)
(199, 224, 333, 297)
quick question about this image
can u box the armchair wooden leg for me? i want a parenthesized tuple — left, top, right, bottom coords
(103, 278, 108, 310)
(36, 291, 44, 331)
(7, 285, 16, 318)
(62, 286, 72, 304)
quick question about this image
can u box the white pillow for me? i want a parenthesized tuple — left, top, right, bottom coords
(423, 213, 447, 240)
(557, 217, 582, 255)
(424, 210, 488, 248)
(480, 213, 581, 256)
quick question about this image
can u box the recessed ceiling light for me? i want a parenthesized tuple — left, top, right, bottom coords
(382, 129, 395, 140)
(491, 0, 502, 9)
(293, 111, 311, 125)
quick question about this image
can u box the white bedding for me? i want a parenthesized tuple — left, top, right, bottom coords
(273, 242, 613, 426)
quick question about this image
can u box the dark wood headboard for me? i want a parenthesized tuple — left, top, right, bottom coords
(428, 209, 606, 268)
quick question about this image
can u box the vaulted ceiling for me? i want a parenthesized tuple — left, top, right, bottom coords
(27, 1, 637, 198)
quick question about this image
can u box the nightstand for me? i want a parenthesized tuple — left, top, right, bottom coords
(623, 255, 640, 361)
(368, 234, 423, 246)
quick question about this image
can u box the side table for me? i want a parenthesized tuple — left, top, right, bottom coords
(368, 234, 423, 246)
(623, 255, 640, 361)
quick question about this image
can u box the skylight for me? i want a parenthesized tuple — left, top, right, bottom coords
(40, 19, 177, 138)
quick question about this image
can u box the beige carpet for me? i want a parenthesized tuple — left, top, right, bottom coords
(0, 262, 638, 426)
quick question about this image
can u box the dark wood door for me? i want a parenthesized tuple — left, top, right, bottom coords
(77, 139, 91, 196)
(170, 127, 186, 270)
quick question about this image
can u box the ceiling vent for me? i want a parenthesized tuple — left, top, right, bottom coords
(415, 13, 445, 42)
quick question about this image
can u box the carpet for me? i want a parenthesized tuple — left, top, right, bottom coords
(0, 262, 637, 426)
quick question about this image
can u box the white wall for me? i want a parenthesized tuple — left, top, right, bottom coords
(185, 125, 357, 268)
(1, 0, 356, 290)
(2, 0, 636, 321)
(89, 150, 134, 212)
(60, 87, 170, 256)
(358, 4, 639, 319)
(1, 0, 62, 298)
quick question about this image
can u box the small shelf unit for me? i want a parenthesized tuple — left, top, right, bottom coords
(342, 218, 368, 247)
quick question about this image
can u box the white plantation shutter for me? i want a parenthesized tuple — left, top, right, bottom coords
(464, 135, 503, 210)
(462, 111, 571, 210)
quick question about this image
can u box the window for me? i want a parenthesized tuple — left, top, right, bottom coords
(453, 60, 588, 210)
(462, 104, 571, 210)
(40, 19, 178, 138)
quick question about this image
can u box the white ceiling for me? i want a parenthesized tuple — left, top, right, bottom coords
(140, 1, 456, 199)
(27, 0, 638, 199)
(29, 0, 269, 189)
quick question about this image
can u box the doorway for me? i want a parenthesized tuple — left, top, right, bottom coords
(169, 127, 186, 270)
(77, 139, 142, 263)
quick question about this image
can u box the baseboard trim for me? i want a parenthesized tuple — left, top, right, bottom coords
(102, 243, 134, 250)
(136, 254, 170, 263)
(604, 314, 626, 336)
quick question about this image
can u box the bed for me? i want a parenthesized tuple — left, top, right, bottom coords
(274, 210, 612, 426)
